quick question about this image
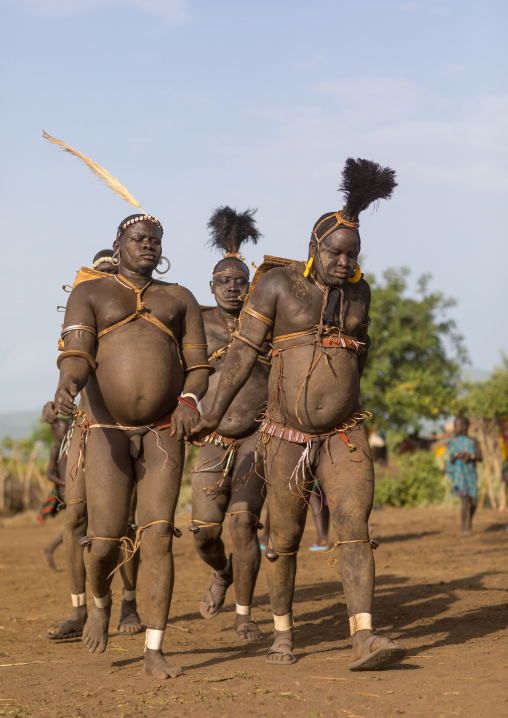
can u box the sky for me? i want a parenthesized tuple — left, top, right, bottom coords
(0, 0, 507, 412)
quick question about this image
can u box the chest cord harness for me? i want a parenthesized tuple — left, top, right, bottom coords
(232, 286, 376, 564)
(57, 275, 212, 569)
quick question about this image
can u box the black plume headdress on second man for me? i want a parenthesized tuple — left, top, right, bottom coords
(208, 206, 262, 276)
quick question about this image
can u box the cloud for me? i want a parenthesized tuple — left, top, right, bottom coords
(3, 0, 191, 22)
(228, 79, 508, 195)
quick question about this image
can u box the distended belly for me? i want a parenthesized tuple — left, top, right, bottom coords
(202, 362, 269, 439)
(87, 325, 184, 426)
(267, 347, 360, 433)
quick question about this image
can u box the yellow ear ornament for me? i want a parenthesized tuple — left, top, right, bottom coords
(348, 264, 362, 283)
(303, 256, 314, 277)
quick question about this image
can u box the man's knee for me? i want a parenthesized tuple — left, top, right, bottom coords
(192, 523, 222, 550)
(229, 512, 257, 542)
(89, 537, 120, 564)
(65, 505, 87, 534)
(140, 523, 174, 555)
(330, 504, 370, 538)
(269, 519, 302, 554)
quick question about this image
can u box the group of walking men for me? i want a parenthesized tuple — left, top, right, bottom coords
(44, 156, 407, 678)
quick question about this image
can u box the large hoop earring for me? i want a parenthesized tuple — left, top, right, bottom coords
(348, 263, 362, 283)
(111, 249, 120, 266)
(303, 256, 314, 277)
(155, 256, 170, 275)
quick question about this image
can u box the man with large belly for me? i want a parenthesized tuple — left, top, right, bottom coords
(190, 207, 269, 641)
(54, 214, 210, 679)
(45, 248, 143, 640)
(193, 159, 407, 671)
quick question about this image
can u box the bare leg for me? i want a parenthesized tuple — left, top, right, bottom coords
(469, 497, 477, 529)
(309, 483, 330, 547)
(228, 433, 265, 640)
(42, 531, 64, 570)
(316, 425, 406, 670)
(259, 506, 270, 548)
(118, 487, 141, 634)
(264, 438, 312, 664)
(461, 496, 476, 536)
(191, 443, 233, 618)
(46, 429, 89, 639)
(136, 428, 184, 679)
(82, 428, 134, 654)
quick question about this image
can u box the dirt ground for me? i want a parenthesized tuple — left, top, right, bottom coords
(1, 505, 507, 718)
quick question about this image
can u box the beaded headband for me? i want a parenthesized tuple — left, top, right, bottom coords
(312, 211, 359, 244)
(91, 256, 115, 271)
(212, 252, 249, 277)
(117, 214, 164, 238)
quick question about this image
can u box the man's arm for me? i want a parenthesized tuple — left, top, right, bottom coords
(171, 289, 210, 440)
(357, 283, 371, 378)
(54, 283, 96, 416)
(192, 274, 278, 437)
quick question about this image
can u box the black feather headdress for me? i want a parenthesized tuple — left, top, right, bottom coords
(208, 206, 261, 275)
(313, 158, 397, 243)
(340, 158, 397, 224)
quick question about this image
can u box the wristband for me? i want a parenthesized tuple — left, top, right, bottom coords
(177, 396, 200, 413)
(181, 393, 199, 406)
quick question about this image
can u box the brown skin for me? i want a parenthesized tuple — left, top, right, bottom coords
(193, 228, 404, 665)
(43, 401, 141, 636)
(54, 221, 209, 678)
(451, 417, 482, 536)
(45, 258, 141, 636)
(41, 413, 67, 570)
(192, 260, 268, 639)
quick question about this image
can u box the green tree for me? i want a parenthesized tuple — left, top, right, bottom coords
(361, 267, 467, 431)
(458, 355, 508, 421)
(455, 357, 508, 510)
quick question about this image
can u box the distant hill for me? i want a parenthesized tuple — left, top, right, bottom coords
(0, 411, 41, 441)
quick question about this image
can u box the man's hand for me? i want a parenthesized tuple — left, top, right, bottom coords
(42, 401, 57, 425)
(171, 403, 202, 442)
(190, 412, 221, 442)
(54, 381, 79, 418)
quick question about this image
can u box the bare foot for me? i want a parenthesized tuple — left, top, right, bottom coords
(266, 628, 295, 665)
(349, 629, 407, 671)
(199, 556, 233, 619)
(46, 605, 87, 639)
(118, 599, 142, 634)
(144, 649, 183, 679)
(82, 601, 112, 653)
(42, 547, 57, 570)
(235, 613, 262, 640)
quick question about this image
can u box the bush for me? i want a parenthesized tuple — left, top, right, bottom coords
(374, 450, 448, 507)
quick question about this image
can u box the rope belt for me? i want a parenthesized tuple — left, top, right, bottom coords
(78, 412, 173, 469)
(260, 409, 372, 449)
(271, 330, 365, 357)
(326, 539, 379, 568)
(79, 519, 182, 578)
(259, 409, 372, 491)
(203, 432, 238, 449)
